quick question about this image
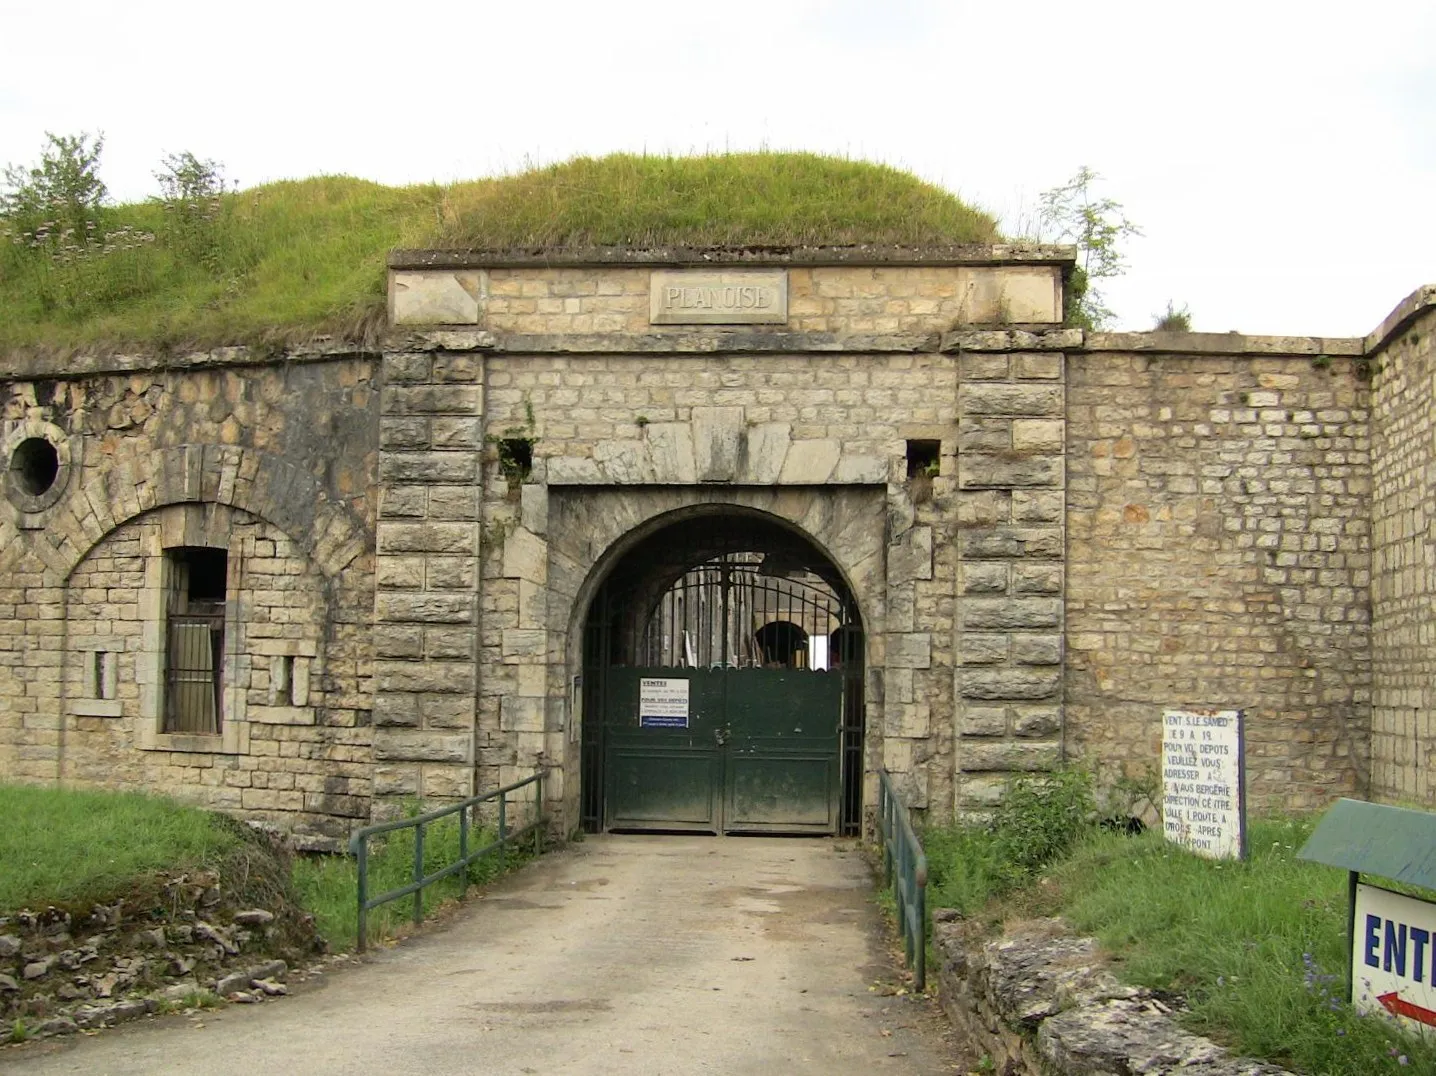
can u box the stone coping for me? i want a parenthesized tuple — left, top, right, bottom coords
(398, 328, 1080, 354)
(0, 343, 369, 381)
(387, 243, 1079, 270)
(3, 283, 1432, 378)
(1084, 331, 1365, 357)
(1363, 283, 1436, 355)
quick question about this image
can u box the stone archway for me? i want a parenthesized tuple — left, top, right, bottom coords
(555, 499, 878, 836)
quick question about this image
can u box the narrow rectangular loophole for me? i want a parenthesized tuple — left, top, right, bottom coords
(85, 650, 116, 699)
(274, 654, 294, 703)
(98, 652, 116, 699)
(906, 439, 940, 478)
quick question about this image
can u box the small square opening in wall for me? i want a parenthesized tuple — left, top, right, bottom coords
(906, 440, 941, 478)
(498, 438, 533, 483)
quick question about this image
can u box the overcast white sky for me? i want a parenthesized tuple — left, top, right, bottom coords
(3, 0, 1432, 336)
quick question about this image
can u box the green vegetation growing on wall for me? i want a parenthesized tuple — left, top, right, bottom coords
(0, 147, 1000, 356)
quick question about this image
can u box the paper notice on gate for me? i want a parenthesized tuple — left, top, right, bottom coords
(639, 678, 690, 728)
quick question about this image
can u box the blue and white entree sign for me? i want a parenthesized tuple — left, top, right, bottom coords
(1355, 883, 1436, 1038)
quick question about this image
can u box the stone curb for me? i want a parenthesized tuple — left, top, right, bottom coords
(934, 915, 1293, 1075)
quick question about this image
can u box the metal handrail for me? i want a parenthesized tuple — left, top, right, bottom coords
(877, 769, 928, 991)
(348, 772, 546, 952)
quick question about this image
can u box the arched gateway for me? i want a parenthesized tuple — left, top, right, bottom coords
(578, 509, 865, 836)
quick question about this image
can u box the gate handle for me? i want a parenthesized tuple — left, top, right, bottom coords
(714, 725, 729, 747)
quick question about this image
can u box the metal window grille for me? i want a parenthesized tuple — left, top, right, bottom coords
(165, 611, 223, 733)
(163, 547, 228, 735)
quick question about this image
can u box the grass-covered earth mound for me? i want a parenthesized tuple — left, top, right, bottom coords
(0, 782, 538, 1043)
(0, 152, 999, 356)
(0, 785, 320, 1041)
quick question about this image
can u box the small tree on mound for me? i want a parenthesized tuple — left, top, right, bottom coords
(1, 131, 109, 249)
(154, 151, 234, 272)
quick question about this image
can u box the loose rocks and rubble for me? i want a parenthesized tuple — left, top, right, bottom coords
(934, 914, 1294, 1076)
(0, 829, 321, 1043)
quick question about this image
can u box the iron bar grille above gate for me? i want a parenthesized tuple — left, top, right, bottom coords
(632, 552, 850, 672)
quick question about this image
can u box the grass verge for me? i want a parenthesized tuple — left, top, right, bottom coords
(291, 818, 538, 952)
(1048, 820, 1436, 1075)
(922, 785, 1436, 1075)
(0, 782, 538, 957)
(0, 783, 239, 911)
(0, 152, 998, 356)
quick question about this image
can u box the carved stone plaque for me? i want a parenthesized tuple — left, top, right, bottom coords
(649, 271, 788, 325)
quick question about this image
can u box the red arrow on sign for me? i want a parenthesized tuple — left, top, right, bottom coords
(1378, 991, 1436, 1028)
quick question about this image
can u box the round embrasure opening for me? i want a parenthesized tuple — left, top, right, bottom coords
(11, 437, 60, 497)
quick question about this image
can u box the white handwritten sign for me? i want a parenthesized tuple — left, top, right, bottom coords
(1162, 708, 1246, 860)
(639, 677, 690, 728)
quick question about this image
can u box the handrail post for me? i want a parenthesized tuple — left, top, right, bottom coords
(534, 772, 544, 855)
(459, 802, 470, 899)
(355, 835, 369, 954)
(914, 853, 928, 992)
(499, 791, 508, 845)
(413, 822, 425, 927)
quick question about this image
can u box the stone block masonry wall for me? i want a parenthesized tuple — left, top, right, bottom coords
(479, 348, 966, 822)
(952, 346, 1067, 811)
(392, 260, 1065, 334)
(0, 353, 379, 845)
(1370, 298, 1436, 802)
(1066, 351, 1371, 808)
(62, 504, 371, 842)
(372, 349, 485, 816)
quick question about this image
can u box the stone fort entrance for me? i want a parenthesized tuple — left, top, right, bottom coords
(578, 508, 865, 835)
(1, 240, 1426, 846)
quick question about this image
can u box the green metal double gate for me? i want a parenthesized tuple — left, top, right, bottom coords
(602, 665, 843, 834)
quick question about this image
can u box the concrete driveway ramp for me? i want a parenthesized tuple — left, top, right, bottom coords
(6, 836, 960, 1075)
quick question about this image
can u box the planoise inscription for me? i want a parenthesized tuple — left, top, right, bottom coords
(649, 270, 788, 325)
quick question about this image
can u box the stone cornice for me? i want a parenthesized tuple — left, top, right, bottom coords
(1082, 332, 1364, 357)
(387, 243, 1078, 270)
(0, 342, 372, 382)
